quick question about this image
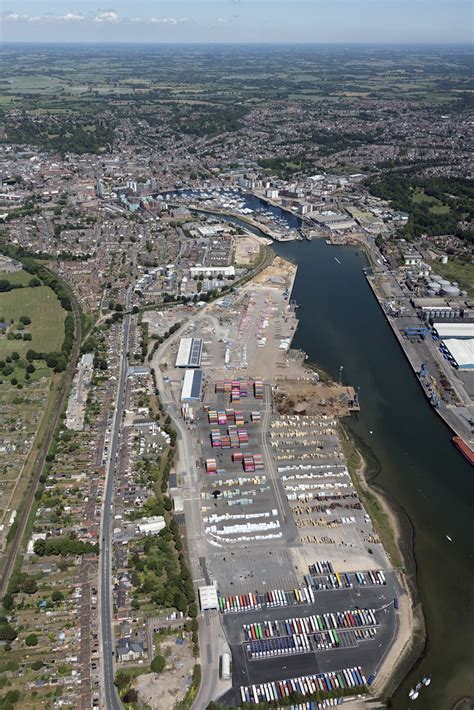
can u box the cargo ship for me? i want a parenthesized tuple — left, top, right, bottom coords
(452, 436, 474, 466)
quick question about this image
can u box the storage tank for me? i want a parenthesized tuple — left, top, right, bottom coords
(442, 285, 460, 296)
(439, 279, 451, 288)
(431, 275, 444, 283)
(427, 281, 441, 292)
(440, 255, 448, 264)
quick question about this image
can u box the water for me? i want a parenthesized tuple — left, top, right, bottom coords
(272, 239, 474, 709)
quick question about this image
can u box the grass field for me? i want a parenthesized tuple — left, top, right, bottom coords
(0, 282, 65, 358)
(0, 269, 33, 286)
(411, 188, 451, 214)
(429, 259, 474, 298)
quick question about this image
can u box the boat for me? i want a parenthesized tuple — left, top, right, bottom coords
(422, 676, 431, 686)
(452, 436, 474, 465)
(446, 535, 453, 542)
(334, 257, 341, 264)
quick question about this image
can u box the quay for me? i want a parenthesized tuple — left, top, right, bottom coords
(365, 273, 474, 464)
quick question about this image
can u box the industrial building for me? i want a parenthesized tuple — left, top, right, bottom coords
(312, 212, 357, 231)
(175, 337, 203, 368)
(189, 265, 235, 278)
(199, 585, 219, 611)
(136, 516, 165, 536)
(433, 321, 474, 370)
(181, 369, 203, 402)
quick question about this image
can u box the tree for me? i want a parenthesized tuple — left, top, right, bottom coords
(123, 689, 138, 703)
(51, 591, 64, 603)
(0, 623, 17, 642)
(19, 316, 31, 325)
(151, 655, 166, 673)
(20, 576, 37, 595)
(26, 364, 35, 373)
(11, 352, 20, 361)
(32, 539, 46, 556)
(25, 634, 38, 647)
(2, 593, 14, 612)
(114, 671, 129, 690)
(173, 591, 188, 613)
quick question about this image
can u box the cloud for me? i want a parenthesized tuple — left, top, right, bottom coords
(2, 9, 190, 27)
(149, 17, 190, 25)
(3, 10, 86, 23)
(59, 13, 86, 22)
(94, 10, 120, 23)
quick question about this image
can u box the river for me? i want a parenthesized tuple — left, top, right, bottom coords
(273, 238, 474, 710)
(178, 190, 474, 707)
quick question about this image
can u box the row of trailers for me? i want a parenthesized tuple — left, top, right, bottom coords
(217, 569, 387, 614)
(240, 667, 367, 705)
(243, 608, 378, 643)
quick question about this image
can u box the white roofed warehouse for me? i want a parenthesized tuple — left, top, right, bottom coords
(175, 337, 203, 368)
(181, 369, 203, 402)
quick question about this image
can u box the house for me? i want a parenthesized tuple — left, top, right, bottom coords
(116, 637, 145, 663)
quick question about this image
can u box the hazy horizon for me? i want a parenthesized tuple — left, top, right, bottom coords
(1, 0, 472, 44)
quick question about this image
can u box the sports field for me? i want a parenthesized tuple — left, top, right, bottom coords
(0, 276, 65, 358)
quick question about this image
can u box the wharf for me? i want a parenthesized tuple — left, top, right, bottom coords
(186, 203, 301, 241)
(366, 275, 474, 462)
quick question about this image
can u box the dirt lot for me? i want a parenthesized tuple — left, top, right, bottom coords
(135, 636, 194, 709)
(234, 235, 268, 265)
(273, 378, 358, 416)
(251, 254, 296, 289)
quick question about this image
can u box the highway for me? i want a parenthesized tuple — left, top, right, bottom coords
(99, 290, 133, 710)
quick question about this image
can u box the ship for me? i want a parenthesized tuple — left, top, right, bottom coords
(452, 436, 474, 465)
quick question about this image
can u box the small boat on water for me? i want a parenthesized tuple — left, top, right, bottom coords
(446, 535, 453, 542)
(334, 257, 341, 264)
(408, 676, 431, 700)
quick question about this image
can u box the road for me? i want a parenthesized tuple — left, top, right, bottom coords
(151, 326, 223, 710)
(99, 284, 134, 710)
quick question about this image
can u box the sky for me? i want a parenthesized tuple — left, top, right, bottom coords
(1, 0, 472, 44)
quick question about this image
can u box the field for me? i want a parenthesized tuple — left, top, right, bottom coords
(428, 259, 474, 297)
(0, 270, 33, 286)
(411, 188, 451, 215)
(0, 277, 65, 358)
(0, 45, 472, 116)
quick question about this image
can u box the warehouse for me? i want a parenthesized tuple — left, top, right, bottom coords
(175, 337, 203, 368)
(181, 369, 203, 402)
(199, 585, 219, 611)
(433, 322, 474, 339)
(442, 339, 474, 370)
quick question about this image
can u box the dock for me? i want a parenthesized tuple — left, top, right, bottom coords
(365, 274, 474, 463)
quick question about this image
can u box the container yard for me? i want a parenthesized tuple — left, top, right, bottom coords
(153, 255, 403, 708)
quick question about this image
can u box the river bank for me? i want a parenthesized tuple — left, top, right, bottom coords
(365, 274, 473, 462)
(338, 423, 426, 703)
